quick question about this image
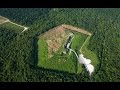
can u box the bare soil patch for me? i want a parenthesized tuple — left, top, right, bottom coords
(61, 24, 91, 35)
(0, 16, 9, 24)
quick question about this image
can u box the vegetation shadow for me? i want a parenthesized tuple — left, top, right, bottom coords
(33, 36, 39, 66)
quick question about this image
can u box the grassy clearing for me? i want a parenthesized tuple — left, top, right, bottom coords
(37, 39, 48, 66)
(38, 31, 99, 74)
(38, 30, 89, 74)
(71, 31, 88, 54)
(0, 22, 24, 33)
(80, 35, 99, 67)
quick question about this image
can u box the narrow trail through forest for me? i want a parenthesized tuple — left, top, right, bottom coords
(9, 21, 29, 33)
(0, 16, 29, 33)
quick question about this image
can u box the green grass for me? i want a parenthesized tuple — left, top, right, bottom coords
(71, 31, 88, 54)
(0, 22, 24, 33)
(37, 39, 48, 66)
(80, 35, 99, 67)
(70, 32, 88, 73)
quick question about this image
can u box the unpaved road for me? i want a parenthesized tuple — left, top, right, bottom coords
(0, 16, 10, 24)
(0, 16, 9, 21)
(61, 24, 92, 36)
(0, 20, 9, 25)
(40, 24, 92, 38)
(0, 16, 28, 33)
(9, 21, 29, 33)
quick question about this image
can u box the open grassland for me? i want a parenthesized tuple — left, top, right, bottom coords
(80, 35, 99, 67)
(37, 29, 97, 74)
(69, 30, 88, 54)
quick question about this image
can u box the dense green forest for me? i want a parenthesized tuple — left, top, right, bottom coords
(0, 8, 120, 82)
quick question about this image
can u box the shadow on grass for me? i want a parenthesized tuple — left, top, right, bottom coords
(33, 36, 39, 66)
(31, 64, 78, 76)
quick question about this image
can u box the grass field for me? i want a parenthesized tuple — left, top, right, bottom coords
(37, 30, 96, 74)
(80, 35, 99, 67)
(0, 22, 24, 33)
(37, 38, 48, 66)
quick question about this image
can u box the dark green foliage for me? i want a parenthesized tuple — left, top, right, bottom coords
(0, 26, 17, 58)
(0, 8, 120, 82)
(0, 8, 51, 26)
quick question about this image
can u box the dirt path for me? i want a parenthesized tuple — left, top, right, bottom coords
(0, 20, 9, 25)
(0, 16, 29, 33)
(0, 16, 9, 21)
(0, 16, 10, 24)
(61, 24, 92, 35)
(8, 21, 29, 33)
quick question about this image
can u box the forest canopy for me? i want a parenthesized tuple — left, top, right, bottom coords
(0, 8, 120, 82)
